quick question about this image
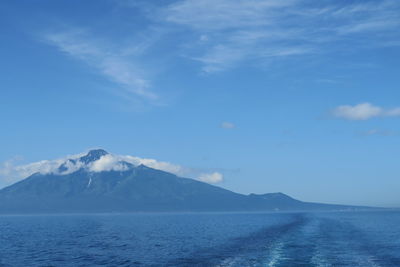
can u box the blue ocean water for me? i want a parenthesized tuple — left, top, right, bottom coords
(0, 211, 399, 266)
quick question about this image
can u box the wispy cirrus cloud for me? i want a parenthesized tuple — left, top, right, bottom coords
(164, 0, 296, 31)
(332, 103, 400, 120)
(160, 0, 400, 73)
(38, 0, 400, 104)
(358, 129, 399, 137)
(44, 29, 158, 101)
(333, 1, 400, 34)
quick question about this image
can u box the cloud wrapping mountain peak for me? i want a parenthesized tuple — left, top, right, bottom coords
(0, 150, 224, 189)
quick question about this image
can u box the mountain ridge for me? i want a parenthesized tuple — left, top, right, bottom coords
(0, 149, 374, 214)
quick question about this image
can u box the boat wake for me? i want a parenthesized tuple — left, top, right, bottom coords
(167, 213, 400, 267)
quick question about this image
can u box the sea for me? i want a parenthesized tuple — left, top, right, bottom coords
(0, 211, 399, 266)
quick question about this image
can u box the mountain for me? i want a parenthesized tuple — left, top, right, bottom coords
(0, 149, 369, 214)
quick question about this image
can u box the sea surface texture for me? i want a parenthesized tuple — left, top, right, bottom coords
(0, 211, 399, 266)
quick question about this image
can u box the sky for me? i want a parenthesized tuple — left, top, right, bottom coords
(1, 0, 400, 207)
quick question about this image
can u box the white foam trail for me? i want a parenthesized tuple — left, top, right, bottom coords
(306, 220, 331, 267)
(308, 218, 382, 267)
(217, 257, 239, 267)
(310, 250, 331, 267)
(266, 240, 286, 266)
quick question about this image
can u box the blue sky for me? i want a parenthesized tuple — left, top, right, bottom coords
(1, 0, 400, 206)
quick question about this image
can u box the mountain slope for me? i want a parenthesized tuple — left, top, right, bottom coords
(0, 150, 369, 213)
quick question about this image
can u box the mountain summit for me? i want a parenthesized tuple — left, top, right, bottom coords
(0, 150, 369, 214)
(79, 149, 109, 164)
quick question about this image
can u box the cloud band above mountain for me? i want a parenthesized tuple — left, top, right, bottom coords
(0, 150, 224, 189)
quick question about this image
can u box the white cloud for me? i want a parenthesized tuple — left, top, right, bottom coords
(88, 154, 129, 172)
(332, 103, 400, 120)
(0, 152, 87, 187)
(334, 1, 400, 34)
(160, 0, 400, 72)
(359, 129, 398, 137)
(39, 0, 400, 91)
(332, 103, 382, 120)
(221, 121, 235, 129)
(108, 154, 184, 175)
(0, 151, 224, 189)
(164, 0, 296, 31)
(44, 29, 158, 101)
(385, 108, 400, 117)
(198, 172, 224, 184)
